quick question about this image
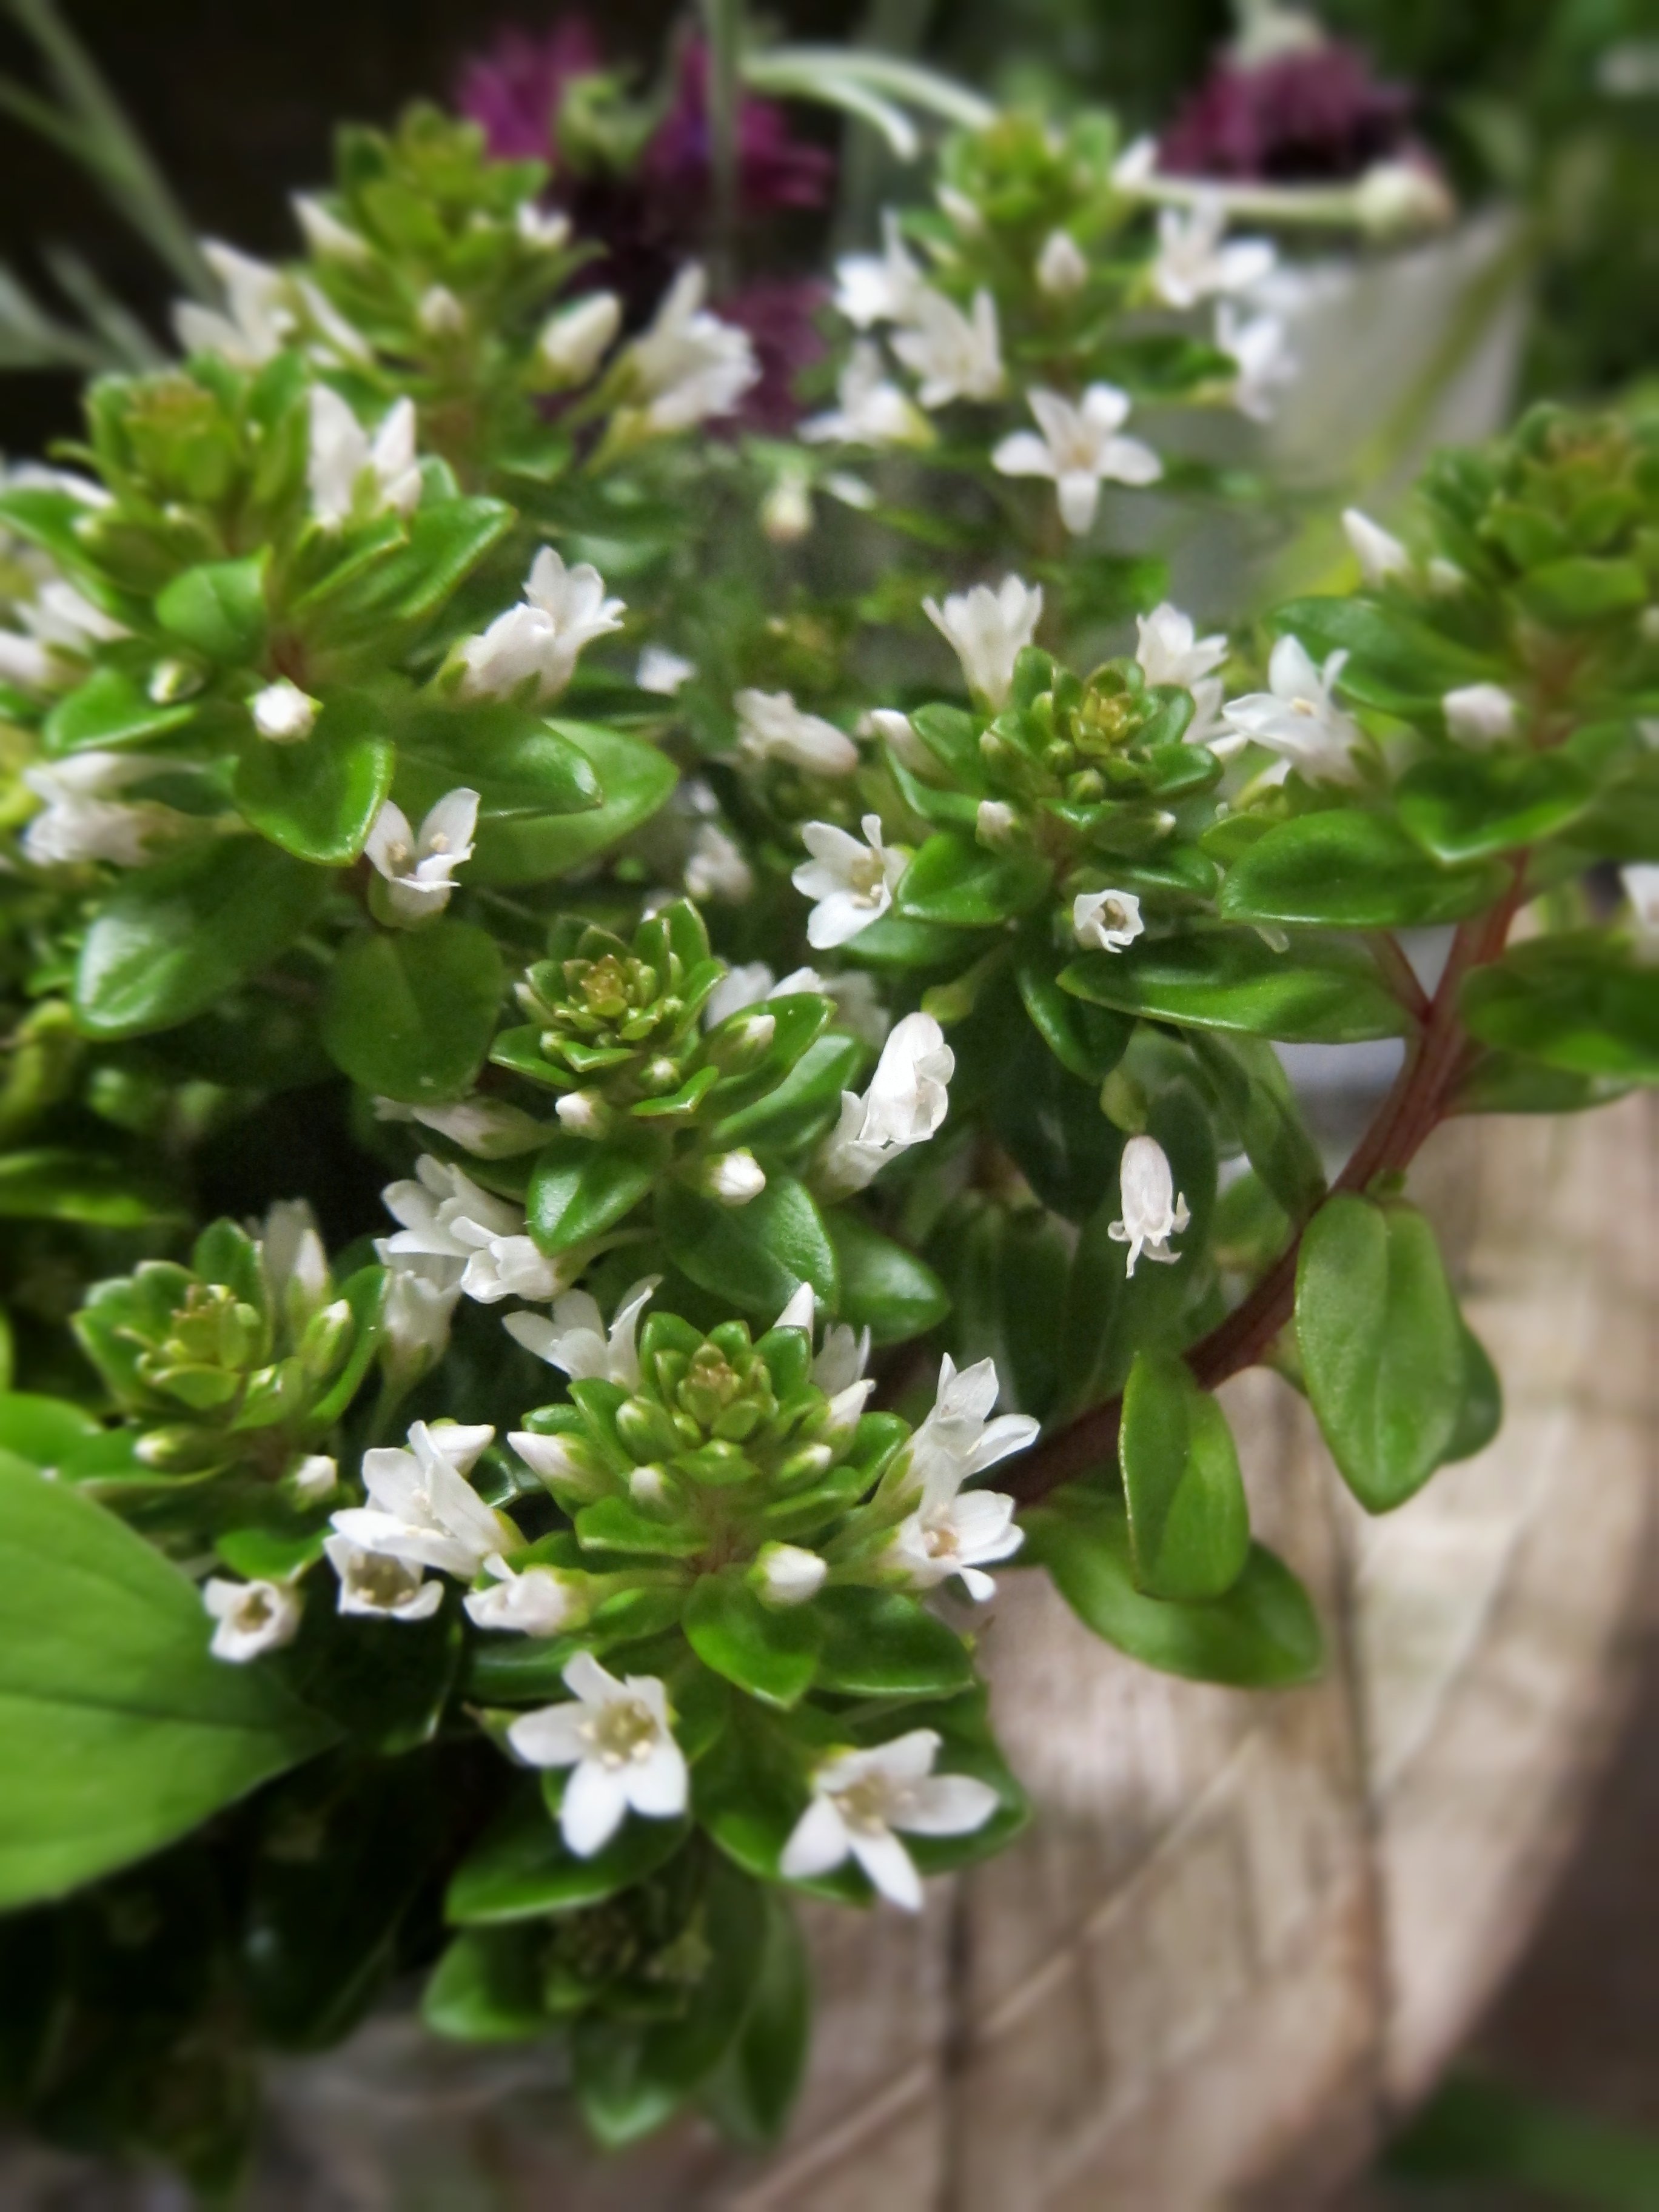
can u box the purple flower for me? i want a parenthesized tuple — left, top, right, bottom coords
(643, 41, 833, 216)
(455, 18, 603, 166)
(1160, 41, 1423, 185)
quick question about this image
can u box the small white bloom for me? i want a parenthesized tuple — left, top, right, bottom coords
(202, 1575, 302, 1663)
(293, 275, 372, 366)
(823, 469, 876, 510)
(833, 212, 924, 329)
(1136, 601, 1228, 745)
(976, 799, 1019, 849)
(816, 1010, 954, 1197)
(262, 1197, 329, 1331)
(175, 242, 293, 365)
(1110, 1133, 1190, 1276)
(685, 820, 755, 904)
(381, 1155, 572, 1305)
(1621, 864, 1659, 952)
(890, 1485, 1024, 1603)
(377, 1248, 464, 1383)
(21, 752, 187, 870)
(1220, 636, 1365, 783)
(250, 678, 319, 744)
(819, 969, 891, 1051)
(704, 1150, 766, 1206)
(772, 1285, 873, 1403)
(1342, 507, 1412, 586)
(993, 384, 1161, 535)
(374, 1095, 548, 1158)
(637, 645, 695, 697)
(866, 706, 934, 775)
(365, 788, 478, 924)
(754, 1543, 828, 1607)
(459, 547, 625, 705)
(792, 813, 906, 951)
(891, 286, 1005, 409)
(800, 342, 931, 449)
(923, 576, 1044, 709)
(538, 292, 621, 383)
(1443, 682, 1520, 746)
(292, 194, 370, 262)
(1112, 135, 1159, 189)
(703, 962, 776, 1027)
(463, 1554, 586, 1637)
(331, 1418, 514, 1581)
(323, 1534, 444, 1621)
(735, 689, 859, 778)
(1073, 888, 1144, 953)
(288, 1453, 338, 1504)
(516, 201, 573, 251)
(1036, 229, 1089, 298)
(761, 468, 814, 544)
(1354, 160, 1455, 239)
(1215, 301, 1297, 423)
(504, 1277, 660, 1390)
(1151, 197, 1275, 310)
(24, 581, 130, 652)
(308, 389, 423, 529)
(936, 184, 984, 234)
(902, 1353, 1038, 1509)
(625, 265, 759, 432)
(780, 1729, 999, 1909)
(507, 1651, 688, 1857)
(418, 284, 466, 336)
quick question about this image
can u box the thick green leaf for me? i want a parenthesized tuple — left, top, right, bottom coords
(1219, 811, 1504, 928)
(897, 833, 1050, 928)
(155, 555, 267, 663)
(0, 1392, 101, 1469)
(1119, 1352, 1250, 1601)
(1445, 1321, 1503, 1466)
(1295, 1195, 1466, 1512)
(700, 1892, 810, 2145)
(828, 1212, 950, 1346)
(0, 1148, 179, 1226)
(74, 839, 329, 1039)
(1188, 1030, 1326, 1222)
(464, 720, 676, 886)
(1452, 1050, 1631, 1116)
(1021, 1488, 1322, 1687)
(447, 1783, 690, 1925)
(320, 922, 502, 1101)
(1518, 555, 1647, 628)
(1015, 943, 1131, 1083)
(1273, 597, 1498, 699)
(528, 1139, 656, 1255)
(395, 702, 603, 831)
(0, 1463, 335, 1908)
(657, 1175, 838, 1319)
(709, 1033, 862, 1152)
(423, 1927, 548, 2043)
(1396, 752, 1592, 864)
(684, 1570, 822, 1708)
(233, 692, 394, 863)
(43, 666, 198, 756)
(1461, 935, 1659, 1079)
(1062, 928, 1412, 1044)
(813, 1586, 974, 1698)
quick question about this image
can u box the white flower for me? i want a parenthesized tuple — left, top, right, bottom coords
(323, 1534, 445, 1621)
(1073, 888, 1144, 953)
(734, 688, 859, 777)
(377, 1248, 464, 1384)
(381, 1155, 572, 1305)
(901, 1354, 1037, 1506)
(308, 389, 423, 529)
(365, 788, 478, 924)
(24, 581, 130, 652)
(685, 820, 754, 903)
(866, 706, 934, 774)
(288, 1453, 339, 1504)
(833, 212, 924, 329)
(374, 1095, 548, 1158)
(706, 1149, 768, 1205)
(773, 1285, 873, 1409)
(1342, 507, 1412, 586)
(762, 468, 814, 545)
(21, 752, 187, 869)
(463, 1555, 586, 1637)
(923, 576, 1044, 709)
(507, 1651, 688, 1857)
(800, 343, 931, 449)
(292, 194, 370, 261)
(538, 292, 621, 383)
(1151, 198, 1275, 310)
(992, 384, 1161, 535)
(504, 1277, 659, 1390)
(637, 645, 695, 697)
(331, 1419, 515, 1581)
(816, 1010, 954, 1197)
(261, 1197, 329, 1332)
(1036, 229, 1089, 298)
(779, 1729, 999, 1910)
(458, 547, 625, 704)
(889, 1485, 1023, 1603)
(891, 287, 1005, 408)
(1113, 135, 1159, 189)
(976, 799, 1019, 849)
(754, 1543, 829, 1607)
(418, 284, 466, 337)
(175, 242, 293, 365)
(201, 1576, 302, 1663)
(1355, 160, 1454, 239)
(625, 265, 759, 432)
(1136, 601, 1228, 745)
(1621, 865, 1659, 951)
(516, 201, 573, 250)
(1109, 1134, 1190, 1276)
(1443, 682, 1520, 746)
(1220, 636, 1365, 783)
(250, 678, 320, 743)
(792, 813, 906, 951)
(703, 962, 776, 1027)
(1215, 303, 1296, 423)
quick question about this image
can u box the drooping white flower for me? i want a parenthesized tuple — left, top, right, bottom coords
(780, 1729, 999, 1909)
(504, 1276, 660, 1389)
(201, 1576, 302, 1663)
(685, 820, 755, 903)
(923, 576, 1044, 710)
(323, 1534, 445, 1621)
(625, 265, 759, 432)
(637, 645, 695, 697)
(331, 1419, 515, 1581)
(1110, 1134, 1190, 1276)
(1151, 198, 1275, 310)
(516, 201, 573, 251)
(381, 1155, 573, 1305)
(292, 193, 370, 261)
(800, 342, 932, 449)
(792, 813, 906, 951)
(365, 788, 478, 925)
(833, 212, 925, 329)
(250, 678, 320, 744)
(1136, 601, 1228, 745)
(374, 1095, 549, 1158)
(734, 688, 859, 777)
(21, 752, 188, 870)
(992, 384, 1161, 535)
(1443, 682, 1520, 746)
(1215, 302, 1296, 423)
(1073, 888, 1144, 953)
(377, 1248, 464, 1384)
(538, 292, 621, 383)
(308, 389, 423, 529)
(816, 1010, 954, 1197)
(1036, 229, 1089, 298)
(1220, 635, 1366, 783)
(1342, 507, 1412, 586)
(458, 548, 625, 704)
(753, 1543, 829, 1608)
(507, 1651, 688, 1857)
(175, 242, 293, 365)
(891, 287, 1005, 408)
(463, 1554, 587, 1637)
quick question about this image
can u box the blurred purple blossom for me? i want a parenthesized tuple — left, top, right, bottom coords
(457, 19, 605, 166)
(1159, 41, 1424, 184)
(719, 278, 830, 434)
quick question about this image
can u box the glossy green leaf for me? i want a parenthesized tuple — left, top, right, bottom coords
(1461, 935, 1659, 1079)
(528, 1138, 655, 1255)
(709, 1033, 862, 1153)
(657, 1175, 838, 1319)
(423, 1928, 547, 2043)
(233, 692, 394, 863)
(1219, 810, 1504, 928)
(684, 1570, 823, 1708)
(0, 1392, 101, 1469)
(0, 1148, 179, 1226)
(1445, 1321, 1503, 1466)
(447, 1783, 690, 1924)
(1014, 944, 1131, 1083)
(812, 1586, 974, 1698)
(1188, 1030, 1326, 1222)
(395, 702, 603, 834)
(1119, 1352, 1250, 1600)
(464, 720, 676, 885)
(155, 555, 267, 663)
(897, 833, 1050, 928)
(43, 666, 197, 756)
(1295, 1195, 1466, 1512)
(320, 921, 502, 1101)
(1062, 928, 1412, 1044)
(828, 1211, 950, 1345)
(700, 1892, 810, 2145)
(1273, 597, 1497, 699)
(1395, 752, 1592, 864)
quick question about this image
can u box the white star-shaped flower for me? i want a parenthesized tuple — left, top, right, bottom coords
(307, 389, 422, 529)
(734, 689, 859, 777)
(792, 813, 907, 951)
(1219, 635, 1366, 783)
(1215, 301, 1297, 423)
(800, 343, 932, 450)
(507, 1652, 688, 1857)
(463, 1555, 588, 1638)
(458, 548, 625, 704)
(364, 789, 478, 925)
(380, 1156, 574, 1305)
(1135, 601, 1228, 745)
(814, 1011, 955, 1196)
(323, 1535, 446, 1621)
(993, 384, 1161, 535)
(1151, 198, 1275, 310)
(625, 265, 759, 432)
(330, 1419, 516, 1581)
(1073, 888, 1145, 952)
(923, 575, 1044, 709)
(201, 1575, 303, 1663)
(833, 212, 925, 329)
(891, 286, 1005, 408)
(175, 242, 293, 366)
(779, 1729, 999, 1910)
(504, 1277, 660, 1390)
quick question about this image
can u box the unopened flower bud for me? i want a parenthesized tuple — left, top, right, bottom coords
(149, 657, 203, 704)
(866, 707, 934, 775)
(508, 1427, 607, 1503)
(538, 292, 621, 383)
(287, 1452, 338, 1503)
(299, 1298, 353, 1378)
(418, 284, 467, 335)
(707, 1010, 776, 1073)
(1443, 682, 1519, 746)
(1036, 229, 1088, 297)
(702, 1150, 766, 1206)
(555, 1088, 612, 1137)
(751, 1542, 828, 1608)
(762, 471, 814, 543)
(976, 799, 1019, 849)
(251, 679, 320, 743)
(628, 1464, 678, 1512)
(1355, 160, 1455, 238)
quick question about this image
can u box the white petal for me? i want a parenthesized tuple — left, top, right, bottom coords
(780, 1792, 851, 1880)
(560, 1758, 629, 1857)
(894, 1772, 1001, 1838)
(626, 1735, 689, 1819)
(849, 1824, 924, 1909)
(506, 1703, 589, 1768)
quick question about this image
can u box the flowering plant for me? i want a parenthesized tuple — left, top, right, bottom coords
(0, 17, 1655, 2192)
